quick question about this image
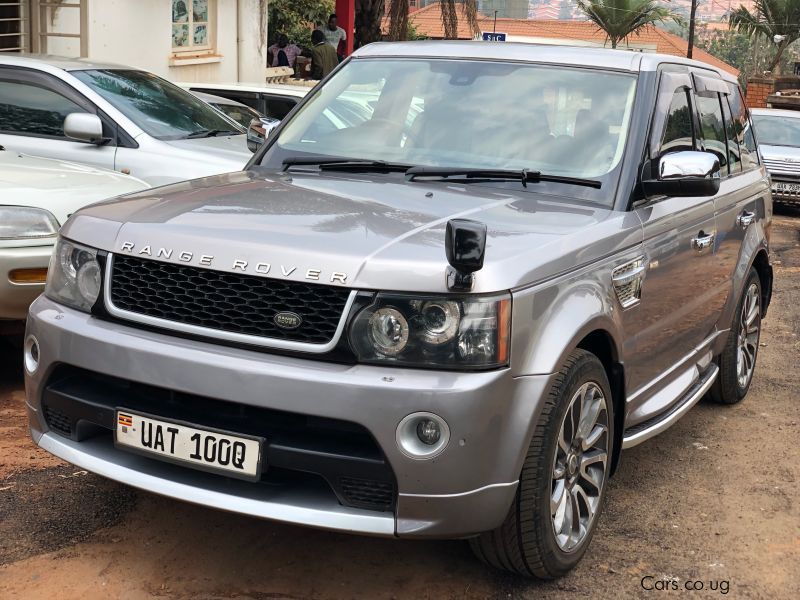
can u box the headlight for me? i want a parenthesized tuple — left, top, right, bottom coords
(44, 237, 101, 312)
(0, 206, 58, 239)
(349, 293, 511, 369)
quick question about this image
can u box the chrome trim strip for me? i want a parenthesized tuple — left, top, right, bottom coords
(103, 254, 358, 353)
(622, 364, 719, 449)
(399, 481, 519, 499)
(38, 433, 396, 536)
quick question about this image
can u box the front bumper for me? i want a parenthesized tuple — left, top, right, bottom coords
(25, 296, 553, 538)
(769, 176, 800, 205)
(0, 244, 52, 320)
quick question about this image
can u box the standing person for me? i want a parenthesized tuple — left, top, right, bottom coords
(323, 14, 346, 60)
(267, 34, 302, 70)
(310, 29, 338, 80)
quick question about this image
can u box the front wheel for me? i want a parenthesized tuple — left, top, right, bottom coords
(711, 268, 762, 404)
(470, 349, 614, 578)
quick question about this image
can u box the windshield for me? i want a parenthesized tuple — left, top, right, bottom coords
(752, 114, 800, 147)
(262, 58, 637, 189)
(73, 69, 243, 140)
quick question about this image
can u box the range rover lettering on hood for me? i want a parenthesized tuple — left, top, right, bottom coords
(118, 242, 348, 284)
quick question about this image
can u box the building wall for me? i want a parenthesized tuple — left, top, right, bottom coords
(46, 0, 267, 83)
(745, 78, 774, 109)
(478, 0, 529, 20)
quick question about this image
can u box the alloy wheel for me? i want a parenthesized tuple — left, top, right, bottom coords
(551, 382, 609, 552)
(737, 282, 761, 390)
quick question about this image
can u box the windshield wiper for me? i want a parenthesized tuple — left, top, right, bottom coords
(185, 129, 242, 139)
(405, 167, 602, 189)
(282, 156, 411, 173)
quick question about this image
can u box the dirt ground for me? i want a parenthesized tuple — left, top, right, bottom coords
(1, 213, 799, 600)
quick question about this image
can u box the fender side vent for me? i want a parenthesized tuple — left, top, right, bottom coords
(612, 257, 646, 308)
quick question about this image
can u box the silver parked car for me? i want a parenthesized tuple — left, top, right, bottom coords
(751, 108, 800, 205)
(0, 55, 251, 186)
(25, 43, 773, 578)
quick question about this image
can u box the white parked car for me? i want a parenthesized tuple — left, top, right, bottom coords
(0, 55, 252, 186)
(0, 145, 148, 321)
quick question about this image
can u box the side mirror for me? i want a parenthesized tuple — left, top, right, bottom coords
(445, 219, 487, 291)
(64, 112, 106, 144)
(642, 150, 721, 198)
(246, 117, 280, 153)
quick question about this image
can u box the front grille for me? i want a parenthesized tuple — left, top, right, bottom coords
(339, 477, 395, 511)
(763, 158, 800, 175)
(109, 255, 351, 344)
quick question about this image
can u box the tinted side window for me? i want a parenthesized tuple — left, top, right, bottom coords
(728, 85, 759, 170)
(263, 95, 297, 120)
(721, 94, 741, 174)
(0, 81, 83, 137)
(696, 94, 727, 170)
(660, 90, 695, 154)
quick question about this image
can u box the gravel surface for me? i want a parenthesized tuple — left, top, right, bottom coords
(0, 211, 798, 599)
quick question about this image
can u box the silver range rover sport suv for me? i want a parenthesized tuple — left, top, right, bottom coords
(25, 43, 773, 578)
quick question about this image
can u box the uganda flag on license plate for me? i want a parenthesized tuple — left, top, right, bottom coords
(118, 413, 133, 427)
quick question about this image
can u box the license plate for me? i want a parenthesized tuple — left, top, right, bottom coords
(775, 182, 800, 193)
(115, 410, 263, 481)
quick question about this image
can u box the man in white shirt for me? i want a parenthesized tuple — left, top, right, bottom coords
(322, 14, 346, 59)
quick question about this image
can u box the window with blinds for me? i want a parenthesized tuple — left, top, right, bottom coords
(0, 1, 29, 52)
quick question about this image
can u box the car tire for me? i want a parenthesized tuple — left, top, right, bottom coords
(710, 268, 762, 405)
(469, 349, 614, 578)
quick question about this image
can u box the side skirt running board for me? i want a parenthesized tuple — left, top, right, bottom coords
(622, 364, 719, 449)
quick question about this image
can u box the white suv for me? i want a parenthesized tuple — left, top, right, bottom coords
(0, 55, 251, 186)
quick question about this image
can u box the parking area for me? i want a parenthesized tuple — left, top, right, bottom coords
(1, 211, 799, 600)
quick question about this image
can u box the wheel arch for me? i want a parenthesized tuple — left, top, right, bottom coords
(751, 249, 773, 317)
(575, 329, 626, 476)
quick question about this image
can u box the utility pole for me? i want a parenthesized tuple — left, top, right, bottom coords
(687, 0, 697, 59)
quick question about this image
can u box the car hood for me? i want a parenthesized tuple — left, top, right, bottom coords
(62, 170, 642, 293)
(162, 134, 252, 166)
(0, 150, 149, 226)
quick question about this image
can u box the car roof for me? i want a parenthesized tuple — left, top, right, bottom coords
(750, 107, 800, 118)
(190, 90, 251, 107)
(178, 81, 310, 98)
(353, 41, 737, 82)
(0, 53, 129, 71)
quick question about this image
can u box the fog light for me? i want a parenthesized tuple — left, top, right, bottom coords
(24, 335, 39, 374)
(396, 412, 450, 459)
(416, 419, 441, 445)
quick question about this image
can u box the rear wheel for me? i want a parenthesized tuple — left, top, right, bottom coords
(711, 268, 762, 404)
(470, 349, 614, 578)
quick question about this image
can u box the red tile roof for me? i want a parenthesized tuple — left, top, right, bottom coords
(383, 3, 738, 76)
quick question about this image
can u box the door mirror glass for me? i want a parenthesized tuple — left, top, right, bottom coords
(247, 117, 280, 153)
(644, 150, 721, 198)
(64, 112, 105, 144)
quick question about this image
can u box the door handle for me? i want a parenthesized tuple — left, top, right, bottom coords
(737, 210, 755, 229)
(691, 231, 715, 252)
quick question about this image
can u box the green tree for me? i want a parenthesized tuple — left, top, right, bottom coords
(267, 0, 333, 48)
(729, 0, 800, 74)
(575, 0, 679, 49)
